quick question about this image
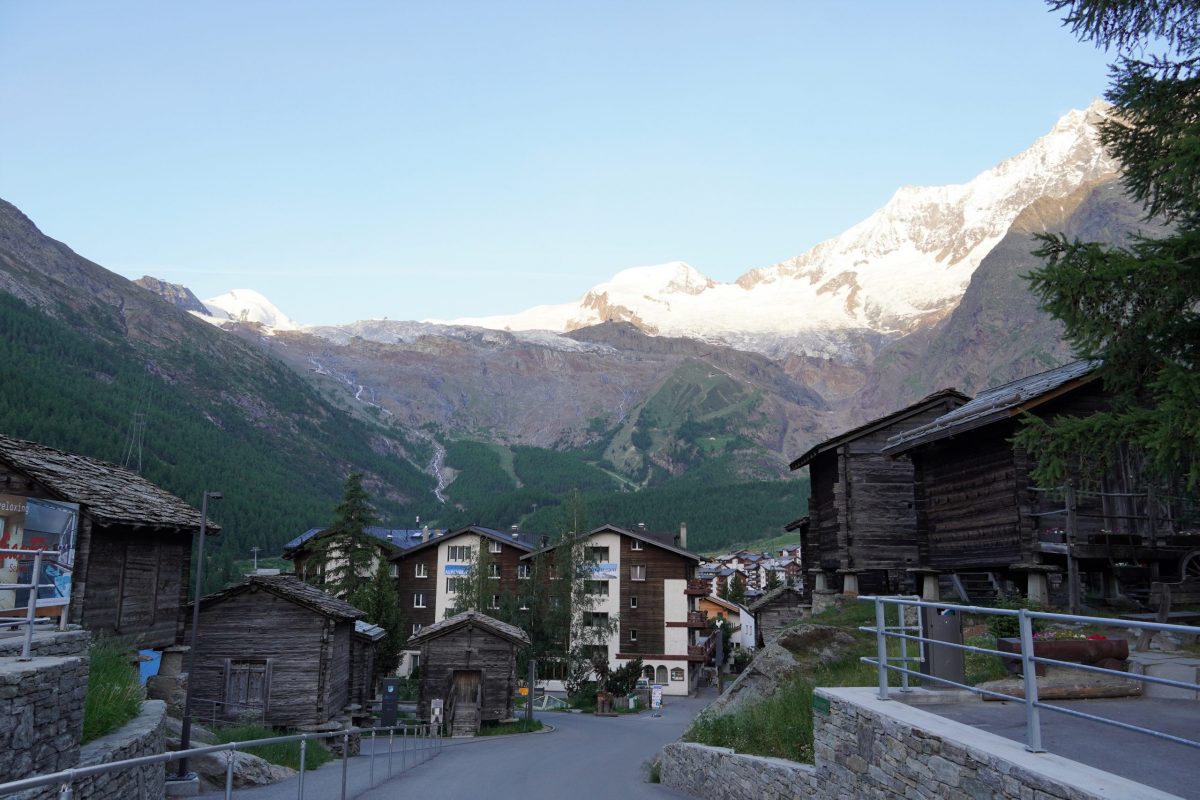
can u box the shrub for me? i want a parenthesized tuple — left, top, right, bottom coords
(606, 658, 643, 697)
(986, 596, 1045, 640)
(82, 641, 143, 743)
(212, 724, 333, 771)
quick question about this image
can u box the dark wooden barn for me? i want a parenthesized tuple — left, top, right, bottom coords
(0, 433, 213, 649)
(883, 361, 1199, 607)
(789, 389, 969, 596)
(748, 586, 808, 646)
(409, 610, 529, 736)
(186, 574, 371, 728)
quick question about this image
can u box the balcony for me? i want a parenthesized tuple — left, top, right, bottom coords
(687, 632, 718, 662)
(686, 611, 708, 628)
(684, 579, 710, 596)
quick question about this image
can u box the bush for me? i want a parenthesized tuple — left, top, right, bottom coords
(606, 658, 643, 697)
(986, 596, 1045, 640)
(212, 724, 333, 771)
(478, 718, 543, 736)
(82, 641, 143, 743)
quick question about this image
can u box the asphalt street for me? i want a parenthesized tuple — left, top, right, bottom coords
(198, 689, 714, 800)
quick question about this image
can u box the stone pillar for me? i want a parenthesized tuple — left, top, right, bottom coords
(810, 569, 829, 592)
(908, 568, 941, 602)
(838, 570, 860, 597)
(1010, 564, 1058, 606)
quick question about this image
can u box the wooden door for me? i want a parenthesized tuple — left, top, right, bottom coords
(452, 670, 481, 734)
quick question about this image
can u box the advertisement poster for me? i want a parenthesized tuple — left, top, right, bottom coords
(444, 564, 470, 576)
(589, 562, 618, 581)
(0, 495, 80, 614)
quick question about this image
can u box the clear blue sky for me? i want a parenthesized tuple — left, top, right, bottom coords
(0, 2, 1111, 326)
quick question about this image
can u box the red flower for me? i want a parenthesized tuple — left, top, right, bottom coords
(1086, 634, 1107, 640)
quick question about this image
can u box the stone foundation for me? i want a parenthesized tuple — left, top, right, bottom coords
(0, 655, 88, 794)
(66, 700, 168, 800)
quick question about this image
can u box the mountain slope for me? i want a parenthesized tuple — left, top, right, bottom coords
(0, 198, 438, 582)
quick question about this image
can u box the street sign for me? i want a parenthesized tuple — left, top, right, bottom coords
(651, 684, 663, 709)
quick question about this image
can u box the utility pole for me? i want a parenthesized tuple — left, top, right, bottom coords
(250, 546, 261, 572)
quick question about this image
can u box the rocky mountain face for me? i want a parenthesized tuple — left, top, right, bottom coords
(133, 276, 212, 315)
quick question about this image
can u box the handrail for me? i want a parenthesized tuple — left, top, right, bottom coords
(0, 720, 443, 800)
(0, 549, 50, 660)
(858, 595, 1200, 755)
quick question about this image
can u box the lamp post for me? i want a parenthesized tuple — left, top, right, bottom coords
(176, 490, 221, 780)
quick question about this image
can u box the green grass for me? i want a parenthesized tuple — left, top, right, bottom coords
(213, 724, 334, 771)
(477, 718, 544, 735)
(82, 641, 143, 743)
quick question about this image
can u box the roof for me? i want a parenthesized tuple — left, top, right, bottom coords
(387, 525, 545, 561)
(282, 527, 444, 558)
(407, 610, 530, 647)
(882, 361, 1100, 456)
(783, 516, 808, 533)
(354, 620, 387, 641)
(703, 594, 748, 615)
(790, 388, 970, 470)
(0, 433, 213, 531)
(198, 574, 364, 621)
(519, 523, 703, 563)
(747, 584, 806, 612)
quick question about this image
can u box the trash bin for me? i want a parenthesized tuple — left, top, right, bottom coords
(380, 678, 402, 727)
(919, 607, 965, 686)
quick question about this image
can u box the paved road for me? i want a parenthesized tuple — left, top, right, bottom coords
(925, 697, 1200, 799)
(200, 689, 713, 800)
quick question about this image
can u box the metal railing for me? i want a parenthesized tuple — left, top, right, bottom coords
(0, 722, 443, 800)
(859, 595, 1200, 754)
(0, 549, 64, 660)
(192, 697, 267, 730)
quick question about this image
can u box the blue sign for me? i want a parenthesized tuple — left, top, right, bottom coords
(444, 564, 470, 576)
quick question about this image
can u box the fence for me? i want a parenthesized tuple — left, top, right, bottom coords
(0, 722, 443, 800)
(859, 595, 1200, 754)
(191, 698, 266, 730)
(0, 549, 65, 660)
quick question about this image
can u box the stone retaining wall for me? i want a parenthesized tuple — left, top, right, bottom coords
(661, 687, 1178, 800)
(0, 655, 88, 795)
(0, 628, 90, 660)
(661, 742, 816, 800)
(69, 699, 168, 800)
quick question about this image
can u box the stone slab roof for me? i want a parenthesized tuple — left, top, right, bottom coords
(407, 610, 530, 647)
(0, 433, 212, 531)
(198, 574, 363, 621)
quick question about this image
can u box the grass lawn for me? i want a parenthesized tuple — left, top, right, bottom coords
(212, 724, 334, 771)
(478, 718, 544, 735)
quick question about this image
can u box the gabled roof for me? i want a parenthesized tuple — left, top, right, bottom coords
(790, 388, 970, 470)
(407, 610, 530, 647)
(354, 620, 387, 641)
(783, 516, 808, 533)
(282, 527, 444, 559)
(882, 361, 1100, 456)
(198, 574, 363, 620)
(388, 525, 544, 561)
(518, 523, 703, 563)
(703, 594, 749, 615)
(747, 584, 806, 613)
(0, 433, 212, 531)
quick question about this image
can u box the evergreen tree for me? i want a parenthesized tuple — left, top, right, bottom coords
(316, 473, 379, 598)
(722, 572, 747, 605)
(1019, 1, 1200, 489)
(350, 560, 406, 677)
(764, 569, 782, 593)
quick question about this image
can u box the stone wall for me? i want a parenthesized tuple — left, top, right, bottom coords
(661, 687, 1178, 800)
(0, 655, 88, 795)
(0, 628, 90, 659)
(69, 699, 168, 800)
(661, 742, 816, 800)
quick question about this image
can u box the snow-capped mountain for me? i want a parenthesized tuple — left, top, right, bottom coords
(446, 100, 1119, 357)
(197, 288, 303, 332)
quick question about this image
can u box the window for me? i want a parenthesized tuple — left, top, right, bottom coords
(517, 564, 531, 580)
(630, 539, 643, 551)
(631, 564, 646, 582)
(411, 623, 422, 635)
(389, 563, 398, 578)
(590, 546, 609, 563)
(446, 577, 466, 594)
(489, 594, 501, 610)
(413, 593, 426, 608)
(489, 539, 503, 554)
(629, 629, 638, 642)
(224, 659, 270, 712)
(488, 563, 501, 579)
(415, 563, 428, 578)
(630, 596, 638, 609)
(585, 580, 609, 596)
(447, 545, 473, 562)
(588, 612, 609, 628)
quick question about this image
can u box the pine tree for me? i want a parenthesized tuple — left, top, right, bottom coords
(316, 472, 379, 598)
(1018, 1, 1200, 489)
(725, 572, 747, 606)
(350, 560, 405, 676)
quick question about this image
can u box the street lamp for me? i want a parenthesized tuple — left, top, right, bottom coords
(176, 490, 221, 781)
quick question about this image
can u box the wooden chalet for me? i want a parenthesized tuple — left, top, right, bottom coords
(747, 585, 808, 646)
(883, 361, 1199, 606)
(409, 610, 529, 736)
(0, 433, 214, 649)
(186, 574, 370, 728)
(790, 389, 970, 596)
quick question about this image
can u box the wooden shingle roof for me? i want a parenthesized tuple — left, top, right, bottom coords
(198, 574, 364, 621)
(0, 433, 212, 531)
(408, 610, 530, 647)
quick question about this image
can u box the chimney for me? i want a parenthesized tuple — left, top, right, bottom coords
(386, 531, 394, 542)
(511, 526, 520, 540)
(638, 522, 646, 531)
(679, 522, 687, 550)
(540, 535, 549, 548)
(422, 525, 429, 543)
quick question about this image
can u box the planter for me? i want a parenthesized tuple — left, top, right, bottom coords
(594, 691, 615, 715)
(997, 637, 1129, 676)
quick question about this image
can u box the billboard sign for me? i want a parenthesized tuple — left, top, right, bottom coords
(588, 562, 618, 581)
(0, 495, 80, 614)
(444, 564, 470, 576)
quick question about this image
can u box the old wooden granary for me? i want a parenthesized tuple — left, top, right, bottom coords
(409, 610, 529, 736)
(186, 574, 372, 728)
(790, 389, 969, 595)
(0, 432, 213, 649)
(883, 361, 1198, 605)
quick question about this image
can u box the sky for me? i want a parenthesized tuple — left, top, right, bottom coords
(0, 2, 1113, 327)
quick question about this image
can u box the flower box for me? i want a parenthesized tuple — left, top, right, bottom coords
(996, 637, 1129, 676)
